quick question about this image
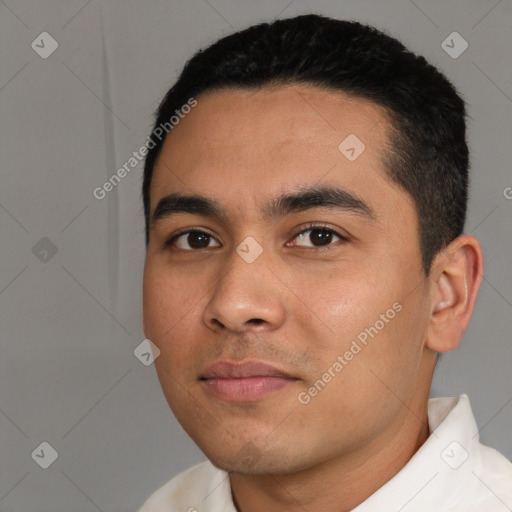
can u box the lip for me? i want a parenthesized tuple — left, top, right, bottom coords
(199, 360, 298, 402)
(201, 360, 294, 379)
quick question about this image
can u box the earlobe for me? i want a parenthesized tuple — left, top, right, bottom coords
(426, 235, 483, 353)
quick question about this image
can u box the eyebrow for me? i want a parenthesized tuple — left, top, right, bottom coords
(151, 185, 375, 227)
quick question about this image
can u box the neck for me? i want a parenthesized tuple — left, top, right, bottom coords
(229, 391, 431, 512)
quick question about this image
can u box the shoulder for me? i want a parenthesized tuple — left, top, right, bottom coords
(137, 460, 230, 512)
(474, 442, 512, 501)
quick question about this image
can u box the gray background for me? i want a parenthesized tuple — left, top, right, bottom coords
(0, 1, 511, 511)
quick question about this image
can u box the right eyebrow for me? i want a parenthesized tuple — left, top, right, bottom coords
(151, 194, 226, 227)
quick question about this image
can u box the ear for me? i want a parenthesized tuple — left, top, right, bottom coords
(425, 235, 484, 353)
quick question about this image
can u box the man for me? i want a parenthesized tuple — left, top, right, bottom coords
(138, 14, 512, 511)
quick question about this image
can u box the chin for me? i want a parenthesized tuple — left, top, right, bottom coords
(209, 453, 292, 476)
(199, 437, 315, 476)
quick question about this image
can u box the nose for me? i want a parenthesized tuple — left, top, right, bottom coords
(202, 249, 286, 334)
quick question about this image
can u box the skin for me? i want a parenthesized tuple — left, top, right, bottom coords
(142, 85, 483, 511)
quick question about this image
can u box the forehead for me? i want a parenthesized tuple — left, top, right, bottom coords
(150, 85, 406, 219)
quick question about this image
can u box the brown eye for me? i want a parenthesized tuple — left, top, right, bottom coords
(291, 227, 345, 248)
(172, 230, 221, 250)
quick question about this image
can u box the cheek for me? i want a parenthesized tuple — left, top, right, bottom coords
(142, 260, 202, 345)
(301, 270, 386, 350)
(304, 265, 423, 372)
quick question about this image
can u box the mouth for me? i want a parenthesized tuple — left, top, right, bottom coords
(199, 360, 299, 402)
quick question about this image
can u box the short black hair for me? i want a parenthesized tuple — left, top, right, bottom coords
(142, 14, 469, 274)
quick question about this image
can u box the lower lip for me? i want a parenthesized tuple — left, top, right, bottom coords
(201, 376, 296, 402)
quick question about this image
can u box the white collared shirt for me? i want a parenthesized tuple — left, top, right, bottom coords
(138, 395, 512, 511)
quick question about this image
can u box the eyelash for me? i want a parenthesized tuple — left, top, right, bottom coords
(163, 223, 348, 251)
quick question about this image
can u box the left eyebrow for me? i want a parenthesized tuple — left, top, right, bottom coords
(150, 184, 375, 228)
(262, 185, 375, 222)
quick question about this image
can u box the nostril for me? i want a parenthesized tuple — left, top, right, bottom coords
(212, 319, 225, 329)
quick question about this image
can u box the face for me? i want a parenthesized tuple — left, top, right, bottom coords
(143, 85, 434, 475)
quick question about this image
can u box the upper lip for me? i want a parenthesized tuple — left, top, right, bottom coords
(200, 360, 296, 379)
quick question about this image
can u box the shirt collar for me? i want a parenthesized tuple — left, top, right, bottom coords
(351, 394, 481, 511)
